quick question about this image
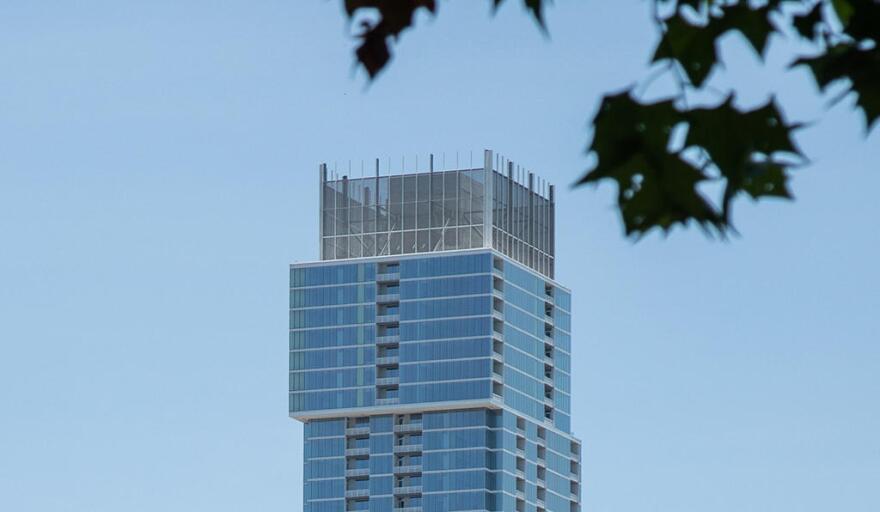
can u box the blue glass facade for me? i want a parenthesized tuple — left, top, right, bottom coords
(292, 158, 578, 511)
(291, 251, 581, 512)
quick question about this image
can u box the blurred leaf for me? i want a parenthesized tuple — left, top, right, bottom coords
(741, 161, 794, 200)
(493, 0, 547, 29)
(345, 0, 436, 78)
(721, 4, 775, 56)
(335, 0, 880, 239)
(794, 44, 880, 130)
(579, 92, 723, 235)
(685, 97, 803, 217)
(831, 0, 855, 25)
(653, 4, 773, 87)
(839, 0, 880, 41)
(792, 2, 824, 40)
(653, 14, 723, 86)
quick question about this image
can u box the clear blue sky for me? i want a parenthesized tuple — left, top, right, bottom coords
(1, 1, 878, 511)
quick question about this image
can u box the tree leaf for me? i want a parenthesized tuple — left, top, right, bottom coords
(493, 0, 547, 29)
(831, 0, 855, 26)
(579, 92, 723, 236)
(346, 0, 437, 78)
(721, 4, 774, 58)
(684, 97, 802, 217)
(840, 0, 880, 42)
(653, 4, 774, 87)
(792, 2, 824, 40)
(794, 44, 880, 131)
(653, 14, 723, 87)
(741, 161, 793, 200)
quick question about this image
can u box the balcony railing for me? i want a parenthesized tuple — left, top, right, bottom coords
(393, 485, 423, 495)
(345, 468, 370, 477)
(392, 444, 422, 454)
(393, 507, 422, 512)
(376, 377, 399, 386)
(376, 356, 399, 365)
(376, 334, 400, 345)
(345, 426, 370, 437)
(376, 314, 400, 323)
(376, 293, 400, 303)
(376, 397, 399, 406)
(345, 488, 370, 498)
(344, 447, 370, 457)
(393, 423, 422, 433)
(376, 272, 400, 282)
(393, 464, 422, 475)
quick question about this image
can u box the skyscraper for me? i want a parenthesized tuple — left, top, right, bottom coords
(289, 150, 581, 512)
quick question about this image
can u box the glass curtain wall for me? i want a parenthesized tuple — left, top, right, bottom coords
(321, 170, 486, 261)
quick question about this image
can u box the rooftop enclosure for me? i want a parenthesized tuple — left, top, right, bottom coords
(319, 150, 556, 278)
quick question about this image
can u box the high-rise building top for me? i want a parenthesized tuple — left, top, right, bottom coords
(291, 150, 580, 512)
(319, 150, 556, 278)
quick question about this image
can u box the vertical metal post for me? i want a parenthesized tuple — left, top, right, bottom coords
(507, 161, 514, 257)
(483, 149, 493, 249)
(528, 172, 535, 268)
(548, 184, 555, 278)
(318, 163, 327, 259)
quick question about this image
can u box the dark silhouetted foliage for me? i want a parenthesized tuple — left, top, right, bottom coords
(341, 0, 880, 237)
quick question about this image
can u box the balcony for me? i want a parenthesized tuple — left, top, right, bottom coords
(393, 485, 423, 496)
(376, 314, 400, 324)
(345, 447, 370, 457)
(393, 423, 422, 433)
(376, 397, 399, 406)
(376, 356, 399, 366)
(345, 468, 370, 478)
(393, 464, 422, 475)
(376, 334, 400, 345)
(376, 293, 400, 303)
(376, 377, 399, 386)
(392, 444, 422, 454)
(376, 272, 400, 282)
(392, 507, 422, 512)
(345, 426, 370, 437)
(345, 488, 370, 499)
